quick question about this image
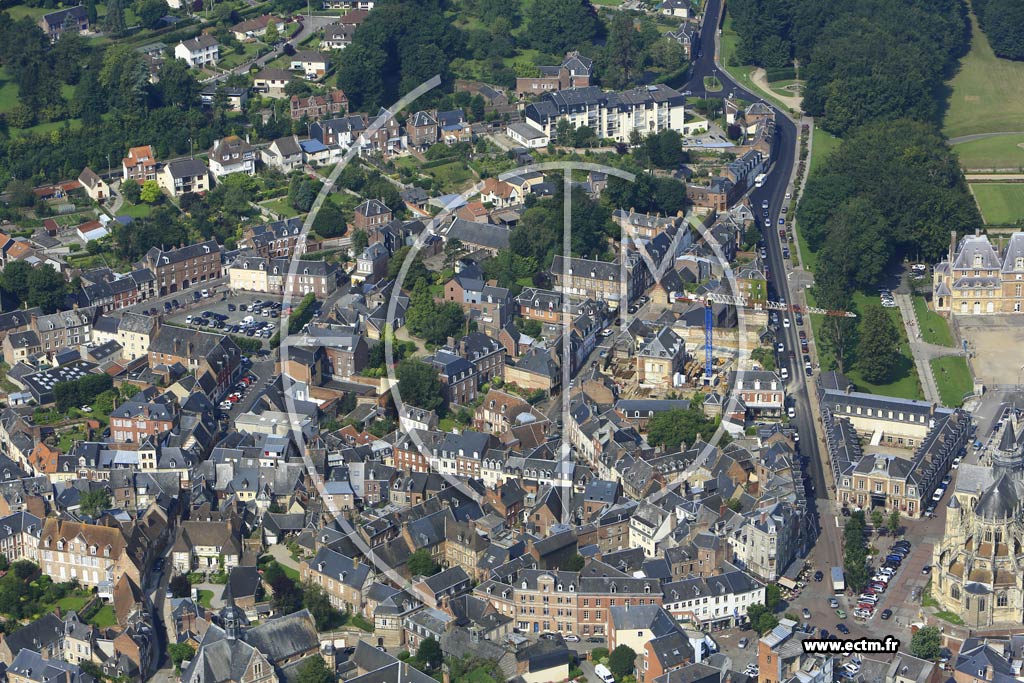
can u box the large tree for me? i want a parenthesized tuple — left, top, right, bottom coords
(394, 359, 445, 414)
(295, 656, 334, 683)
(909, 626, 942, 660)
(525, 0, 600, 54)
(646, 404, 719, 450)
(608, 645, 637, 680)
(856, 303, 900, 384)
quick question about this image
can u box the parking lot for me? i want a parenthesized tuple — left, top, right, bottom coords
(166, 292, 287, 348)
(783, 509, 947, 657)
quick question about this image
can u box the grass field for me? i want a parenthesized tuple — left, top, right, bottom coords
(118, 202, 153, 219)
(807, 290, 924, 400)
(944, 12, 1024, 139)
(970, 183, 1024, 225)
(931, 356, 973, 407)
(953, 134, 1024, 170)
(262, 197, 302, 218)
(54, 595, 91, 612)
(810, 127, 840, 175)
(913, 295, 955, 347)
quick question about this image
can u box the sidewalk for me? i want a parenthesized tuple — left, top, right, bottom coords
(895, 293, 958, 405)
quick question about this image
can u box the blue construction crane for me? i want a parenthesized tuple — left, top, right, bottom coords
(677, 292, 857, 385)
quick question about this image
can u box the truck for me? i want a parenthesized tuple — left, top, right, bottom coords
(831, 566, 845, 593)
(754, 173, 767, 188)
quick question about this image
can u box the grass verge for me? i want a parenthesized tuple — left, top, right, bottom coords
(912, 296, 954, 347)
(931, 356, 973, 407)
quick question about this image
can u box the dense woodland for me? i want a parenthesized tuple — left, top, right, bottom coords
(973, 0, 1024, 61)
(727, 0, 970, 136)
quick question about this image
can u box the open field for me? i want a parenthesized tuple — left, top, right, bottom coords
(953, 134, 1024, 170)
(931, 356, 973, 407)
(970, 183, 1024, 225)
(944, 13, 1024, 139)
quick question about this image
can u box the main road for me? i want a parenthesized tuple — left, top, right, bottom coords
(682, 0, 828, 533)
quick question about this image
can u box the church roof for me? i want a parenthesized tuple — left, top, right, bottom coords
(975, 474, 1022, 521)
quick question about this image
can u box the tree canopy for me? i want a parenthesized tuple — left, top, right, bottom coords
(646, 404, 720, 450)
(395, 359, 446, 414)
(727, 0, 969, 135)
(856, 303, 901, 384)
(608, 645, 637, 679)
(974, 0, 1024, 61)
(525, 0, 601, 54)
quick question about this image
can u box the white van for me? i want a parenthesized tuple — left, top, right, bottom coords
(595, 664, 615, 683)
(242, 315, 255, 324)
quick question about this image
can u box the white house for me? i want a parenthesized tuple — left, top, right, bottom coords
(289, 50, 330, 79)
(661, 569, 765, 628)
(208, 135, 257, 179)
(174, 35, 219, 68)
(261, 135, 305, 172)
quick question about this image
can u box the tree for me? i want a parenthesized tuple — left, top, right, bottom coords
(295, 656, 334, 683)
(137, 0, 167, 29)
(406, 283, 464, 346)
(887, 509, 900, 535)
(121, 179, 141, 203)
(603, 12, 641, 88)
(416, 637, 443, 671)
(169, 643, 195, 671)
(975, 0, 1024, 60)
(140, 180, 162, 204)
(407, 548, 439, 577)
(871, 508, 884, 529)
(757, 612, 780, 634)
(263, 20, 281, 44)
(79, 488, 110, 517)
(312, 200, 347, 238)
(910, 626, 942, 660)
(608, 645, 637, 680)
(746, 603, 768, 630)
(169, 574, 191, 598)
(764, 584, 782, 612)
(103, 0, 126, 34)
(303, 582, 343, 630)
(525, 0, 600, 53)
(26, 265, 67, 313)
(647, 405, 719, 450)
(351, 229, 369, 254)
(856, 303, 900, 384)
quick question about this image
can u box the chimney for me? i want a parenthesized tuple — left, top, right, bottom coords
(447, 336, 456, 349)
(949, 230, 957, 264)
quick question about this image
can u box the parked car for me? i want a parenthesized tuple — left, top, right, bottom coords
(836, 623, 850, 635)
(880, 609, 893, 620)
(802, 608, 811, 619)
(738, 638, 749, 649)
(814, 570, 824, 582)
(564, 635, 580, 642)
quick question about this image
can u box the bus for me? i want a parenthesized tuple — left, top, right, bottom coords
(754, 173, 767, 188)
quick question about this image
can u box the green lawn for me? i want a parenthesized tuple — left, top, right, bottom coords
(810, 127, 840, 175)
(87, 605, 118, 627)
(219, 42, 265, 69)
(912, 296, 955, 347)
(944, 12, 1024, 139)
(953, 134, 1024, 170)
(6, 5, 51, 20)
(11, 118, 84, 138)
(931, 356, 974, 407)
(197, 589, 214, 609)
(421, 161, 474, 193)
(118, 202, 153, 219)
(0, 67, 20, 113)
(970, 183, 1024, 225)
(807, 290, 924, 400)
(261, 197, 302, 218)
(54, 595, 91, 612)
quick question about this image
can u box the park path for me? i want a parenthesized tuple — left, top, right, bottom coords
(895, 293, 962, 405)
(949, 131, 1024, 145)
(750, 68, 803, 111)
(964, 173, 1024, 181)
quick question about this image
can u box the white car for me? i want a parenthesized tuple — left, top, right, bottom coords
(564, 635, 580, 642)
(201, 289, 210, 297)
(787, 406, 796, 419)
(777, 343, 785, 353)
(783, 317, 791, 328)
(781, 367, 790, 381)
